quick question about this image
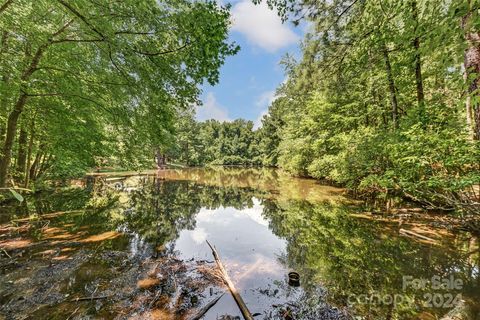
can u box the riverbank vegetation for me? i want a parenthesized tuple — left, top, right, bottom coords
(172, 0, 480, 216)
(1, 1, 479, 217)
(257, 0, 480, 215)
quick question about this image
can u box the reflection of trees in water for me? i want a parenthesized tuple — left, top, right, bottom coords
(0, 188, 92, 223)
(0, 185, 121, 243)
(1, 177, 261, 248)
(262, 199, 480, 319)
(4, 174, 479, 319)
(122, 177, 260, 248)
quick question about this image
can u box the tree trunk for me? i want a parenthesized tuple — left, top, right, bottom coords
(411, 0, 425, 126)
(0, 93, 28, 187)
(464, 65, 475, 138)
(34, 153, 45, 179)
(383, 45, 399, 129)
(0, 30, 9, 145)
(155, 149, 161, 168)
(36, 153, 52, 179)
(29, 149, 42, 182)
(414, 38, 425, 107)
(16, 125, 27, 176)
(0, 125, 4, 146)
(155, 149, 166, 169)
(462, 2, 480, 140)
(24, 117, 35, 187)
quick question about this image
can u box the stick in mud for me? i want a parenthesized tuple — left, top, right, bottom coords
(69, 295, 111, 302)
(206, 240, 254, 320)
(188, 292, 225, 320)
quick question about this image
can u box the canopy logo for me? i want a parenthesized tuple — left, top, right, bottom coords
(347, 275, 463, 309)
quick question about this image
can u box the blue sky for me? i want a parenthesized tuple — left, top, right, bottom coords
(196, 0, 302, 129)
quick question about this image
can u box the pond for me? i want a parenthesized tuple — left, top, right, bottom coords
(0, 168, 479, 320)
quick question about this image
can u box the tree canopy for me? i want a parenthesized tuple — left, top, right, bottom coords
(0, 0, 238, 186)
(256, 0, 480, 213)
(1, 0, 479, 215)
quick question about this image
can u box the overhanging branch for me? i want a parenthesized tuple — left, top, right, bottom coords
(133, 42, 190, 56)
(0, 0, 13, 15)
(57, 0, 105, 40)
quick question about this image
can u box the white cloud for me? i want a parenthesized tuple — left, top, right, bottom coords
(253, 109, 268, 130)
(196, 92, 231, 122)
(233, 198, 269, 226)
(255, 90, 276, 108)
(231, 1, 299, 52)
(253, 90, 278, 130)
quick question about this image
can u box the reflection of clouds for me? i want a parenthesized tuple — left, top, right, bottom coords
(196, 199, 268, 228)
(190, 227, 208, 244)
(227, 254, 284, 288)
(233, 198, 268, 227)
(196, 208, 217, 223)
(196, 207, 230, 226)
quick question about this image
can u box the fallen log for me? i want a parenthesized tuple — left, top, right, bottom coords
(188, 292, 225, 320)
(399, 228, 436, 242)
(206, 240, 253, 320)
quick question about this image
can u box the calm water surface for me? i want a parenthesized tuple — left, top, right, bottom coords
(0, 168, 479, 319)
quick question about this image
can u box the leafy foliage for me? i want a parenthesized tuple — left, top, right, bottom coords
(0, 0, 238, 186)
(257, 0, 480, 213)
(171, 115, 262, 166)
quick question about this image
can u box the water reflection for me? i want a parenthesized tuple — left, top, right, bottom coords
(262, 199, 480, 318)
(0, 168, 479, 320)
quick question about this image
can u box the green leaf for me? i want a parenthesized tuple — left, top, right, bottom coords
(9, 189, 24, 202)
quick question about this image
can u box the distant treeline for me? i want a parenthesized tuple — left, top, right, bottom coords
(171, 115, 277, 167)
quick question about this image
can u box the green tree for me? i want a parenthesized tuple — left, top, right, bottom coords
(257, 0, 480, 214)
(172, 118, 261, 166)
(0, 0, 238, 187)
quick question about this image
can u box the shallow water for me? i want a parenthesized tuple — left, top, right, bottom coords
(0, 167, 479, 319)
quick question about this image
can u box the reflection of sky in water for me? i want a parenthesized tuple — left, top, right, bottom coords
(176, 198, 286, 267)
(174, 198, 294, 318)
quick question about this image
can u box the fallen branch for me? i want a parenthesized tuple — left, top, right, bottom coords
(69, 295, 110, 302)
(0, 187, 33, 192)
(188, 292, 225, 320)
(399, 228, 436, 242)
(206, 240, 253, 320)
(2, 248, 11, 258)
(65, 306, 80, 320)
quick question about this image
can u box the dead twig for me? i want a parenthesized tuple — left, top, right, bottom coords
(69, 295, 111, 302)
(188, 292, 225, 320)
(66, 306, 80, 320)
(2, 248, 11, 258)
